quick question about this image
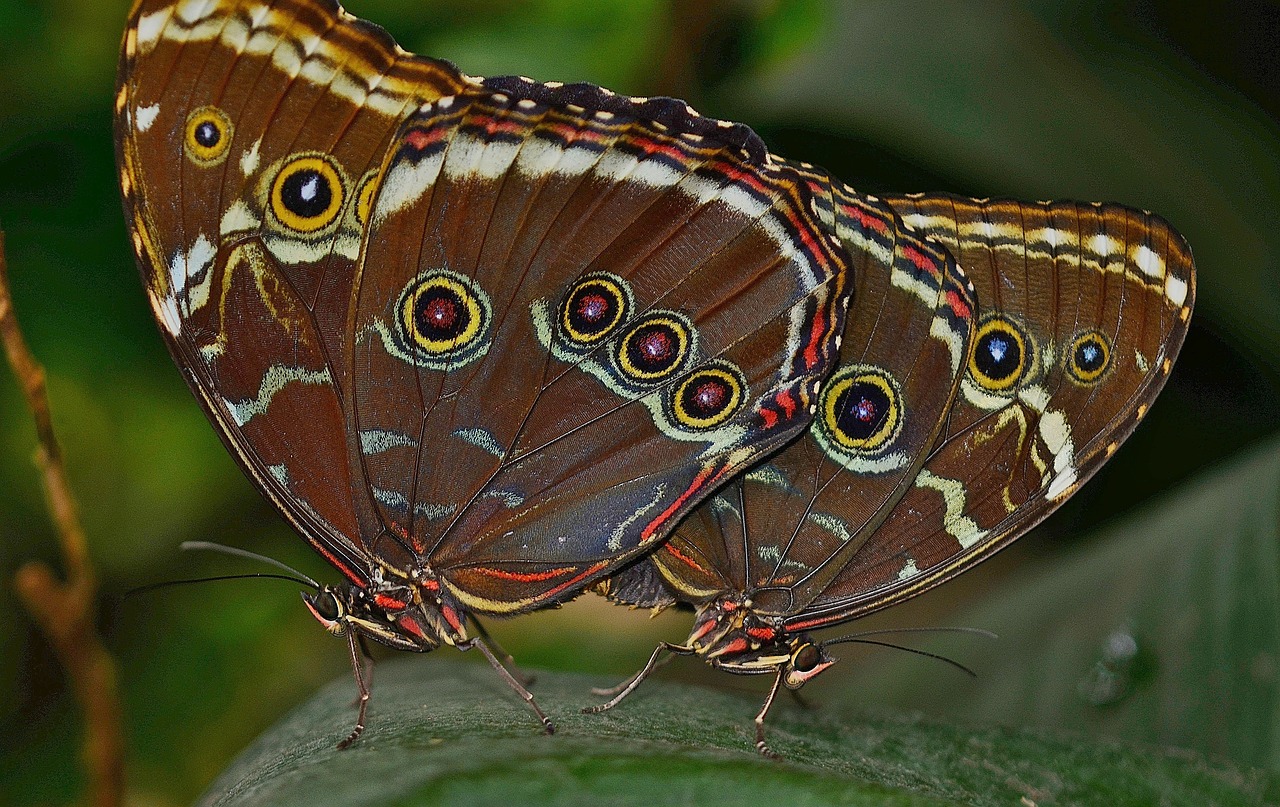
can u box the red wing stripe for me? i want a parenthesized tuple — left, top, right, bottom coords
(470, 565, 578, 583)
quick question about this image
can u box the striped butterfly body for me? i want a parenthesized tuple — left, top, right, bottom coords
(115, 0, 887, 745)
(593, 192, 1195, 756)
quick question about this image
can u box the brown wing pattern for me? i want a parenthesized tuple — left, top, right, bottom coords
(644, 181, 977, 615)
(786, 195, 1195, 630)
(349, 91, 866, 613)
(115, 0, 469, 582)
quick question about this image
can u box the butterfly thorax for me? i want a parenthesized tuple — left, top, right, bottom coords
(302, 569, 469, 652)
(688, 598, 835, 687)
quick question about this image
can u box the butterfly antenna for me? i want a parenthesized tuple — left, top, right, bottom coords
(824, 626, 998, 643)
(126, 572, 318, 599)
(179, 540, 320, 589)
(821, 627, 997, 678)
(827, 637, 980, 678)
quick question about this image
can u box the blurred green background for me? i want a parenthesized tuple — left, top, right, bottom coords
(1, 0, 1278, 804)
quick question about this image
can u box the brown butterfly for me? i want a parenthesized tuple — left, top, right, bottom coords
(592, 191, 1195, 756)
(113, 0, 897, 745)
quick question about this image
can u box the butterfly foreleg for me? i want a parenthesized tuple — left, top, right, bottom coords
(459, 636, 555, 735)
(753, 668, 785, 760)
(337, 628, 372, 750)
(582, 641, 692, 711)
(468, 615, 535, 687)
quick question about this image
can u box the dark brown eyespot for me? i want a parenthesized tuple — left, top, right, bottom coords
(270, 154, 345, 233)
(615, 312, 692, 384)
(1066, 329, 1111, 384)
(819, 365, 903, 453)
(970, 315, 1030, 391)
(668, 362, 746, 430)
(394, 269, 492, 370)
(184, 106, 233, 166)
(559, 273, 631, 348)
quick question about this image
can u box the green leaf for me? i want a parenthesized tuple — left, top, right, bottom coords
(835, 434, 1280, 772)
(196, 657, 1273, 807)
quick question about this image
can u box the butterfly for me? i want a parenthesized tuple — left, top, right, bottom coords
(591, 191, 1195, 756)
(113, 0, 895, 745)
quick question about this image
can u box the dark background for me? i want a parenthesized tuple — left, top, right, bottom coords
(1, 1, 1278, 803)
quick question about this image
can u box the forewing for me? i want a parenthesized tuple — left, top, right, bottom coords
(349, 88, 860, 612)
(115, 0, 468, 581)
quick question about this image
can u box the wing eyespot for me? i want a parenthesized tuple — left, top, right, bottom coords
(969, 315, 1031, 391)
(1065, 329, 1112, 385)
(184, 106, 233, 166)
(269, 154, 346, 234)
(614, 312, 694, 384)
(818, 365, 904, 454)
(558, 273, 633, 349)
(392, 269, 493, 370)
(667, 362, 746, 430)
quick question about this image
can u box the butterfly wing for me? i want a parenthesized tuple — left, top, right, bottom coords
(348, 89, 867, 613)
(784, 195, 1195, 631)
(115, 0, 467, 582)
(642, 183, 978, 613)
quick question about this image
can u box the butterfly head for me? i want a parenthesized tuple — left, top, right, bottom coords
(688, 597, 836, 686)
(302, 583, 444, 652)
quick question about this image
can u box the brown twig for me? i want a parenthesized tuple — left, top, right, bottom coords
(1, 231, 124, 807)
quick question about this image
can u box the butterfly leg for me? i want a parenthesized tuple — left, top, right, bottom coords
(583, 642, 692, 712)
(349, 634, 375, 708)
(469, 616, 535, 686)
(337, 630, 372, 750)
(461, 637, 555, 735)
(753, 669, 785, 759)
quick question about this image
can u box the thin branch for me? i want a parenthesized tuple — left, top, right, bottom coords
(1, 231, 124, 807)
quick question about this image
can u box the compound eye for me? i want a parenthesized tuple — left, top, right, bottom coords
(970, 316, 1030, 391)
(792, 643, 821, 673)
(184, 106, 233, 166)
(270, 154, 346, 234)
(1066, 329, 1111, 385)
(311, 591, 341, 621)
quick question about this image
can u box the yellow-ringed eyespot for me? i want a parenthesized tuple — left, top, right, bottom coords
(818, 365, 903, 453)
(395, 269, 492, 369)
(184, 106, 233, 166)
(269, 154, 346, 234)
(355, 170, 380, 226)
(558, 273, 632, 348)
(970, 315, 1031, 391)
(1066, 329, 1112, 385)
(668, 362, 746, 430)
(615, 312, 693, 384)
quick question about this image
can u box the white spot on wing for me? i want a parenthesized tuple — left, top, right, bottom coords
(240, 138, 261, 176)
(1165, 274, 1188, 306)
(1133, 244, 1165, 278)
(453, 427, 504, 457)
(360, 429, 416, 455)
(136, 104, 160, 132)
